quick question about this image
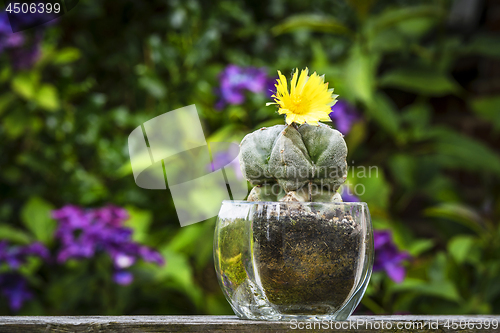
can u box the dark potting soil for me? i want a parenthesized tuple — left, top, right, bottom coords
(252, 204, 363, 314)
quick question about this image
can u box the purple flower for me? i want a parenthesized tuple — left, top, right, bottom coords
(0, 241, 50, 269)
(340, 186, 360, 202)
(373, 230, 411, 283)
(9, 33, 42, 70)
(52, 205, 165, 285)
(19, 242, 50, 260)
(113, 270, 134, 286)
(215, 65, 268, 109)
(208, 145, 243, 179)
(137, 245, 165, 265)
(0, 273, 33, 312)
(0, 9, 54, 69)
(0, 13, 24, 53)
(266, 77, 278, 98)
(112, 252, 136, 269)
(91, 205, 129, 228)
(52, 205, 96, 262)
(329, 101, 361, 135)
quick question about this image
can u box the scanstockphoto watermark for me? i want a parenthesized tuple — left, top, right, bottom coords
(128, 105, 249, 227)
(290, 319, 428, 331)
(248, 163, 378, 198)
(128, 104, 381, 226)
(2, 0, 79, 32)
(246, 163, 378, 181)
(253, 180, 367, 198)
(289, 318, 499, 330)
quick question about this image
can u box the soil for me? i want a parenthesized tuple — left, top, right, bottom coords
(252, 204, 362, 315)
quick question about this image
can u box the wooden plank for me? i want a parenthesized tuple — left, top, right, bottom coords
(0, 315, 499, 332)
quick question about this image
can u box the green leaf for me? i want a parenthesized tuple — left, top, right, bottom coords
(379, 68, 460, 95)
(347, 0, 375, 19)
(401, 103, 432, 140)
(272, 14, 353, 36)
(407, 239, 434, 257)
(0, 66, 11, 83)
(52, 47, 81, 64)
(20, 197, 56, 245)
(417, 280, 462, 302)
(388, 154, 415, 189)
(344, 121, 366, 153)
(2, 112, 28, 139)
(207, 124, 246, 143)
(0, 93, 15, 117)
(11, 72, 40, 100)
(397, 17, 436, 38)
(311, 40, 328, 69)
(19, 256, 45, 277)
(36, 84, 60, 111)
(138, 76, 166, 99)
(123, 206, 152, 243)
(155, 248, 202, 305)
(351, 165, 390, 211)
(0, 225, 32, 244)
(465, 34, 500, 59)
(155, 249, 193, 284)
(391, 277, 461, 303)
(227, 105, 248, 122)
(368, 5, 445, 35)
(345, 46, 377, 104)
(470, 96, 500, 133)
(430, 127, 500, 176)
(368, 29, 405, 53)
(448, 235, 475, 264)
(424, 203, 483, 234)
(367, 92, 400, 135)
(166, 223, 206, 253)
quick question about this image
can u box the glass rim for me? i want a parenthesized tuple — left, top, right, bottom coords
(222, 200, 368, 206)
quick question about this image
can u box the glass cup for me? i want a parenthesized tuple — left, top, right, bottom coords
(214, 200, 373, 321)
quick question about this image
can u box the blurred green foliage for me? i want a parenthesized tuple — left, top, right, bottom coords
(0, 0, 499, 315)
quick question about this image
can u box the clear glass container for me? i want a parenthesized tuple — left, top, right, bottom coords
(214, 200, 373, 321)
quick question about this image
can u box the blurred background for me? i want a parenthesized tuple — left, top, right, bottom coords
(0, 0, 499, 316)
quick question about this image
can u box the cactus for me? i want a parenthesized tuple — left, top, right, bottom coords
(240, 123, 347, 202)
(239, 68, 348, 202)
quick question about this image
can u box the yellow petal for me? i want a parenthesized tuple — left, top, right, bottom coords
(266, 68, 338, 125)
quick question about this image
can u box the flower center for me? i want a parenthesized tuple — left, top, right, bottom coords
(288, 95, 310, 115)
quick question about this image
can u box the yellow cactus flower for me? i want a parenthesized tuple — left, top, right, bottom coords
(266, 68, 338, 126)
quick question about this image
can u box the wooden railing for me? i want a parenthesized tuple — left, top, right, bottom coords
(1, 315, 499, 332)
